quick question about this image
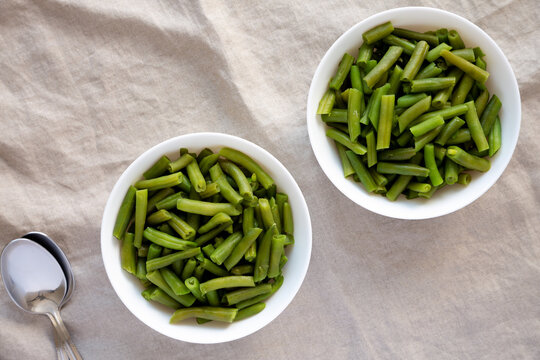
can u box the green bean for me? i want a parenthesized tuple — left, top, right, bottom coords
(268, 235, 286, 279)
(440, 50, 489, 84)
(415, 63, 443, 80)
(242, 208, 255, 236)
(146, 209, 172, 225)
(194, 222, 231, 246)
(172, 257, 184, 276)
(184, 276, 206, 303)
(269, 198, 282, 234)
(401, 41, 429, 82)
(435, 117, 465, 146)
(258, 198, 275, 230)
(147, 243, 163, 261)
(142, 155, 171, 180)
(135, 172, 183, 191)
(451, 75, 474, 106)
(436, 28, 449, 44)
(196, 148, 214, 162)
(393, 27, 439, 46)
(206, 290, 220, 307)
(231, 265, 254, 275)
(366, 130, 377, 167)
(167, 212, 195, 240)
(488, 116, 502, 157)
(474, 89, 490, 118)
(322, 109, 348, 124)
(317, 89, 336, 114)
(363, 46, 403, 89)
(480, 95, 502, 136)
(329, 53, 354, 90)
(451, 48, 475, 63)
(202, 244, 215, 258)
(378, 148, 416, 161)
(446, 146, 490, 172)
(446, 128, 471, 145)
(345, 151, 378, 193)
(177, 198, 241, 217)
(363, 21, 394, 44)
(448, 30, 465, 50)
(224, 284, 272, 306)
(220, 161, 254, 201)
(414, 103, 468, 124)
(387, 65, 403, 95)
(219, 147, 275, 191)
(414, 125, 443, 151)
(369, 168, 388, 186)
(170, 306, 238, 323)
(210, 232, 243, 265)
(198, 212, 232, 234)
(326, 128, 367, 155)
(396, 93, 428, 109)
(135, 257, 147, 281)
(282, 202, 294, 236)
(357, 43, 374, 68)
(133, 189, 148, 248)
(146, 270, 196, 307)
(336, 142, 355, 177)
(425, 43, 452, 62)
(146, 247, 201, 272)
(410, 77, 455, 93)
(410, 115, 444, 137)
(224, 228, 263, 271)
(167, 153, 194, 173)
(185, 160, 206, 193)
(142, 286, 181, 309)
(444, 158, 460, 185)
(347, 88, 363, 141)
(193, 263, 205, 281)
(464, 101, 489, 152)
(155, 192, 184, 210)
(406, 182, 432, 193)
(161, 267, 190, 296)
(253, 224, 278, 282)
(198, 182, 220, 199)
(233, 302, 266, 321)
(199, 276, 255, 295)
(397, 131, 413, 147)
(398, 95, 432, 133)
(382, 35, 415, 55)
(368, 83, 390, 129)
(181, 258, 197, 281)
(385, 153, 423, 201)
(113, 186, 137, 240)
(457, 173, 472, 185)
(377, 162, 430, 177)
(137, 244, 149, 258)
(376, 94, 394, 150)
(432, 68, 463, 109)
(121, 233, 137, 275)
(197, 153, 219, 176)
(423, 144, 444, 186)
(147, 188, 175, 214)
(143, 227, 197, 250)
(349, 65, 363, 93)
(418, 183, 442, 199)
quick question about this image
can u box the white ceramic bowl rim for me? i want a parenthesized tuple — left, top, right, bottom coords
(307, 7, 521, 219)
(101, 132, 312, 343)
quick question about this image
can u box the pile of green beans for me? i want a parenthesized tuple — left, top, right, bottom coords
(318, 21, 502, 200)
(113, 147, 294, 324)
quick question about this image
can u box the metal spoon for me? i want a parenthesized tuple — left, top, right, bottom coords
(22, 232, 76, 359)
(1, 239, 82, 360)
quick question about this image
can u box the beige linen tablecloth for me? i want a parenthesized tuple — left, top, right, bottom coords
(1, 1, 539, 359)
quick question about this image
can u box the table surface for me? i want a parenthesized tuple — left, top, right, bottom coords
(1, 1, 539, 359)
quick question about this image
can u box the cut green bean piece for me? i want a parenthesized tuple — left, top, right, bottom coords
(368, 83, 390, 129)
(155, 192, 184, 211)
(198, 182, 220, 199)
(146, 270, 196, 307)
(488, 116, 501, 157)
(446, 146, 490, 172)
(385, 153, 423, 201)
(234, 302, 266, 321)
(143, 227, 197, 250)
(134, 189, 148, 248)
(147, 188, 175, 214)
(167, 212, 196, 240)
(184, 276, 206, 303)
(199, 276, 255, 295)
(425, 43, 452, 62)
(397, 93, 428, 109)
(186, 160, 206, 193)
(410, 77, 455, 93)
(146, 247, 201, 272)
(432, 68, 463, 109)
(444, 158, 460, 185)
(224, 284, 272, 306)
(366, 130, 377, 167)
(387, 65, 403, 95)
(410, 115, 444, 137)
(414, 125, 443, 151)
(415, 62, 443, 80)
(363, 21, 394, 45)
(393, 27, 439, 46)
(206, 290, 220, 307)
(219, 147, 275, 190)
(457, 173, 472, 185)
(282, 202, 293, 236)
(376, 94, 394, 150)
(474, 89, 490, 118)
(350, 65, 363, 93)
(363, 46, 403, 89)
(480, 95, 502, 136)
(347, 88, 362, 141)
(161, 267, 190, 296)
(198, 212, 233, 234)
(322, 109, 348, 124)
(142, 286, 181, 309)
(451, 48, 475, 63)
(326, 128, 367, 155)
(415, 103, 468, 124)
(194, 222, 231, 246)
(258, 198, 275, 230)
(435, 117, 465, 146)
(464, 101, 489, 152)
(406, 182, 432, 193)
(144, 155, 171, 180)
(398, 95, 432, 133)
(254, 224, 278, 282)
(147, 209, 172, 225)
(242, 207, 255, 236)
(224, 228, 263, 271)
(231, 264, 254, 275)
(336, 142, 355, 177)
(401, 41, 429, 82)
(378, 147, 416, 161)
(447, 128, 471, 145)
(357, 43, 374, 68)
(268, 235, 286, 279)
(317, 89, 336, 115)
(451, 75, 474, 106)
(210, 232, 243, 265)
(329, 53, 355, 90)
(177, 198, 241, 216)
(113, 186, 137, 240)
(448, 30, 465, 50)
(346, 151, 378, 192)
(168, 154, 194, 173)
(220, 160, 254, 201)
(424, 144, 444, 186)
(436, 28, 448, 44)
(135, 172, 183, 192)
(209, 163, 243, 205)
(383, 34, 415, 55)
(440, 50, 489, 84)
(147, 243, 163, 261)
(170, 307, 238, 323)
(121, 233, 137, 275)
(377, 162, 430, 177)
(181, 258, 197, 281)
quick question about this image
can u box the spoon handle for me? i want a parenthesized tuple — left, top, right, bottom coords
(47, 309, 83, 360)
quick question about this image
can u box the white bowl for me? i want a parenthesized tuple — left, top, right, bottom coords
(101, 133, 312, 343)
(307, 7, 521, 219)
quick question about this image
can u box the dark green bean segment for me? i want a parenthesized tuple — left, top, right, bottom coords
(168, 212, 196, 240)
(184, 277, 206, 303)
(168, 154, 194, 173)
(448, 30, 465, 50)
(346, 151, 378, 193)
(209, 163, 243, 205)
(146, 247, 201, 272)
(199, 276, 255, 295)
(155, 192, 184, 211)
(447, 128, 472, 145)
(146, 209, 172, 225)
(135, 172, 183, 191)
(435, 117, 465, 146)
(347, 88, 362, 141)
(161, 267, 190, 296)
(114, 186, 137, 240)
(224, 228, 263, 271)
(121, 233, 137, 275)
(464, 101, 489, 152)
(198, 212, 232, 234)
(170, 307, 238, 324)
(425, 43, 452, 62)
(366, 130, 377, 167)
(142, 286, 181, 309)
(444, 158, 460, 185)
(440, 49, 489, 83)
(363, 21, 394, 45)
(488, 117, 502, 157)
(424, 144, 444, 187)
(234, 303, 266, 322)
(451, 48, 476, 63)
(414, 125, 443, 151)
(458, 173, 472, 185)
(382, 34, 415, 55)
(398, 96, 432, 133)
(177, 198, 241, 216)
(480, 95, 502, 136)
(329, 53, 354, 90)
(219, 147, 275, 190)
(144, 155, 171, 180)
(415, 62, 443, 80)
(220, 160, 254, 201)
(134, 189, 148, 248)
(401, 41, 429, 82)
(357, 43, 374, 67)
(146, 270, 196, 307)
(143, 227, 197, 250)
(392, 27, 439, 46)
(410, 77, 455, 93)
(224, 284, 273, 305)
(363, 46, 403, 89)
(326, 128, 367, 155)
(268, 235, 286, 279)
(446, 146, 491, 172)
(376, 94, 395, 150)
(378, 148, 416, 161)
(377, 162, 430, 177)
(322, 109, 348, 123)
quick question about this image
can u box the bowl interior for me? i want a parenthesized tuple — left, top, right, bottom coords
(307, 7, 521, 219)
(101, 133, 312, 343)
